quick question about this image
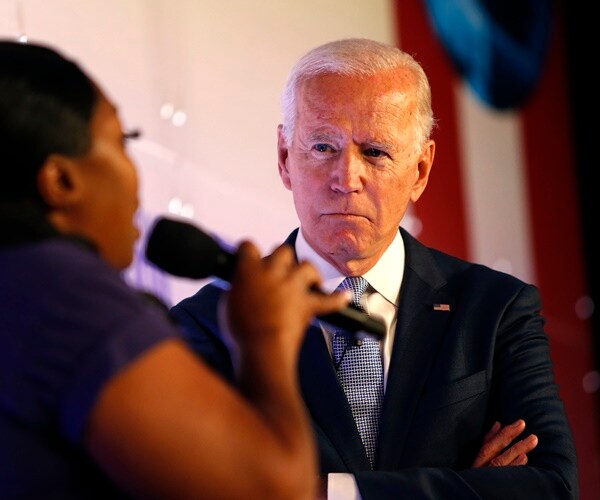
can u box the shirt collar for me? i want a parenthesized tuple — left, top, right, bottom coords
(295, 227, 404, 306)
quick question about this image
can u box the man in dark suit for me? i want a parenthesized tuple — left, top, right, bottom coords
(171, 38, 578, 499)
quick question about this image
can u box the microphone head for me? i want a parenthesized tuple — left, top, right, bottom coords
(145, 217, 225, 279)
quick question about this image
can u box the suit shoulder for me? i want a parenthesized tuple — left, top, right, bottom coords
(401, 228, 533, 293)
(436, 247, 535, 294)
(169, 280, 226, 327)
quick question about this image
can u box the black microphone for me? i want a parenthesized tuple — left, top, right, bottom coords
(145, 217, 385, 340)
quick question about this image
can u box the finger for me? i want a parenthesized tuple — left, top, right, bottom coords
(472, 420, 527, 467)
(490, 452, 527, 467)
(482, 421, 501, 442)
(292, 260, 322, 286)
(510, 453, 529, 466)
(493, 419, 526, 447)
(264, 243, 295, 268)
(508, 434, 538, 458)
(488, 434, 538, 467)
(313, 289, 352, 315)
(233, 241, 262, 279)
(472, 422, 500, 467)
(236, 240, 262, 261)
(292, 265, 351, 314)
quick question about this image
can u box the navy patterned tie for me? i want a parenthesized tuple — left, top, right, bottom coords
(332, 276, 383, 468)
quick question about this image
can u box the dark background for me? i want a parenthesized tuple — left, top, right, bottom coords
(564, 3, 600, 392)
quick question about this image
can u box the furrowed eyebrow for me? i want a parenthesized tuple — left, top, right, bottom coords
(366, 141, 394, 151)
(307, 128, 342, 142)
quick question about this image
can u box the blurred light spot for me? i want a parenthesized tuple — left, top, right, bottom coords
(172, 110, 187, 127)
(582, 370, 600, 394)
(168, 196, 182, 214)
(160, 102, 174, 120)
(18, 34, 28, 43)
(168, 196, 194, 219)
(575, 295, 594, 320)
(180, 203, 195, 219)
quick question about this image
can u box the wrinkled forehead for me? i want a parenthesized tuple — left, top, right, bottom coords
(297, 72, 418, 131)
(298, 70, 417, 113)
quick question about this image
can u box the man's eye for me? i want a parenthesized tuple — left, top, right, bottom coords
(314, 143, 332, 153)
(364, 148, 386, 158)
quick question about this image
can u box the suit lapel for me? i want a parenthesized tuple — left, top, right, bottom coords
(376, 229, 454, 469)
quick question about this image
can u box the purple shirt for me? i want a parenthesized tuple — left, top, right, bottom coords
(0, 237, 178, 498)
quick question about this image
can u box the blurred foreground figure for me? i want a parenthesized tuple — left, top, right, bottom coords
(0, 39, 349, 499)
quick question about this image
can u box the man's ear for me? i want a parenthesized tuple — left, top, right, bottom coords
(277, 124, 292, 190)
(410, 139, 435, 203)
(37, 154, 82, 209)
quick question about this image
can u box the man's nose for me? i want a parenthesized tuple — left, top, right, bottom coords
(330, 150, 364, 193)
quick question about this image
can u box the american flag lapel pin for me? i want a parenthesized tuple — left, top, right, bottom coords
(433, 303, 451, 312)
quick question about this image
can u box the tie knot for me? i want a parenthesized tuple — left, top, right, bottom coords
(338, 276, 369, 310)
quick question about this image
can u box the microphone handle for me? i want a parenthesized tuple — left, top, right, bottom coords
(317, 306, 386, 340)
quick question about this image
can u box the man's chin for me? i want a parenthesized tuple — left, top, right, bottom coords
(323, 236, 364, 260)
(306, 223, 368, 254)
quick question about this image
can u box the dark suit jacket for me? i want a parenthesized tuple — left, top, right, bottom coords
(170, 227, 579, 499)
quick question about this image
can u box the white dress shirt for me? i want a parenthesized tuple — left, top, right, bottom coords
(295, 227, 406, 499)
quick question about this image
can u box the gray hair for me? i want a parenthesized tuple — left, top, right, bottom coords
(280, 38, 435, 153)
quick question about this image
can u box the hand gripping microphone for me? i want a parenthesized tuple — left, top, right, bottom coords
(145, 217, 385, 340)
